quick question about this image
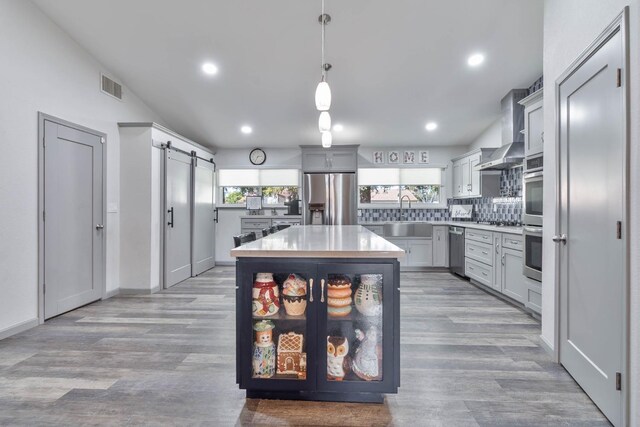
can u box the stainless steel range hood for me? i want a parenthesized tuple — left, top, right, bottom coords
(476, 89, 528, 171)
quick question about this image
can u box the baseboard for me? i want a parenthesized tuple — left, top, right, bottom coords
(103, 288, 120, 299)
(214, 261, 236, 266)
(539, 334, 555, 358)
(119, 286, 160, 295)
(0, 318, 39, 341)
(401, 266, 450, 272)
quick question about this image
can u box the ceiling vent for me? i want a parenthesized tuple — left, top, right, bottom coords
(101, 73, 122, 100)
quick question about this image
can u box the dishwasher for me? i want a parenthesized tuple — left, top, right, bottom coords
(448, 226, 465, 277)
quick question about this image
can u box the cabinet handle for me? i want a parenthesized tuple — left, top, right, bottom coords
(482, 251, 488, 255)
(167, 207, 174, 228)
(320, 279, 325, 303)
(309, 279, 314, 303)
(469, 247, 474, 251)
(495, 243, 499, 254)
(482, 272, 488, 277)
(482, 236, 489, 240)
(511, 240, 519, 245)
(469, 266, 475, 271)
(502, 254, 505, 266)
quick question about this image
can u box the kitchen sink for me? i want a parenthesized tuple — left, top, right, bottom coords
(383, 222, 433, 238)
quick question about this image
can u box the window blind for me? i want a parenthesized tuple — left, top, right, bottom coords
(218, 169, 299, 186)
(358, 168, 442, 185)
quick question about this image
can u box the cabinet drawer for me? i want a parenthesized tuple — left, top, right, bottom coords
(465, 240, 493, 266)
(241, 219, 271, 229)
(502, 234, 523, 251)
(465, 258, 493, 287)
(465, 228, 493, 244)
(524, 277, 542, 314)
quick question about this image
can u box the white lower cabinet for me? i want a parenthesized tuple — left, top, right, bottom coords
(387, 238, 433, 268)
(408, 240, 433, 267)
(500, 247, 526, 304)
(523, 276, 542, 314)
(432, 226, 448, 267)
(465, 228, 536, 313)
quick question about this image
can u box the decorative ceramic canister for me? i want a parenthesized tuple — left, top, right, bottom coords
(327, 275, 353, 317)
(354, 274, 382, 316)
(327, 336, 349, 381)
(252, 320, 276, 378)
(351, 326, 381, 381)
(252, 273, 280, 317)
(282, 274, 307, 316)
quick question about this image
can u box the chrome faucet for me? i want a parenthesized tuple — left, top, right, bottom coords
(400, 195, 412, 220)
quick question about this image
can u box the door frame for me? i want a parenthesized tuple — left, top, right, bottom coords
(37, 112, 107, 324)
(553, 8, 629, 424)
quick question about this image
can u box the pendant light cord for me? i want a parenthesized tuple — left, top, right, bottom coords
(321, 0, 325, 82)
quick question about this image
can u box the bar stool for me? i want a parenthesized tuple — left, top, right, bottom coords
(261, 227, 271, 237)
(233, 232, 257, 248)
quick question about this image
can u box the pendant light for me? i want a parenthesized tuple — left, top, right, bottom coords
(321, 131, 332, 148)
(318, 111, 331, 132)
(315, 1, 331, 111)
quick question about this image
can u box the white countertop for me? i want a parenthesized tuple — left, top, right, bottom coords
(359, 221, 523, 235)
(240, 214, 301, 219)
(230, 225, 405, 259)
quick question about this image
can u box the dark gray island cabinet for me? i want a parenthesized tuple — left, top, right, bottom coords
(230, 225, 404, 403)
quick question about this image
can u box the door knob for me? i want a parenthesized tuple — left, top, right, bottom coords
(96, 224, 104, 230)
(552, 234, 567, 244)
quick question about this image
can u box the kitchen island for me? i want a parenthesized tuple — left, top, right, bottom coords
(230, 225, 404, 403)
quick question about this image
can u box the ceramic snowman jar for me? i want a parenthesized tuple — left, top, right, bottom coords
(252, 320, 276, 378)
(252, 273, 280, 317)
(354, 274, 382, 316)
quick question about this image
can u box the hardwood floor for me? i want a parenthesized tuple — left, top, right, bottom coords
(0, 267, 610, 426)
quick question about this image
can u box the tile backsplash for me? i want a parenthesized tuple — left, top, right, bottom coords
(359, 167, 523, 223)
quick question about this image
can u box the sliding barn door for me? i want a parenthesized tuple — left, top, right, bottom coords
(192, 158, 216, 275)
(165, 148, 192, 287)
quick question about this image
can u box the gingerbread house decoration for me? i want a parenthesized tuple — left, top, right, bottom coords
(277, 332, 306, 377)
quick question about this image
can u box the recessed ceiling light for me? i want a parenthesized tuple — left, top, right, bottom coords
(333, 123, 344, 132)
(240, 125, 253, 134)
(467, 53, 485, 67)
(425, 122, 438, 131)
(202, 62, 218, 75)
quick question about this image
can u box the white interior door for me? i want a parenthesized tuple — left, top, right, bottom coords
(43, 119, 103, 319)
(558, 26, 625, 426)
(165, 148, 192, 287)
(192, 158, 215, 276)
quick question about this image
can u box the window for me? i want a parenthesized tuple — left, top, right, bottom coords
(358, 168, 443, 205)
(219, 169, 300, 205)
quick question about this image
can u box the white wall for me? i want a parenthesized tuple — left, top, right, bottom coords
(357, 145, 469, 202)
(466, 119, 502, 151)
(214, 148, 300, 264)
(543, 1, 639, 423)
(214, 147, 301, 169)
(0, 0, 164, 335)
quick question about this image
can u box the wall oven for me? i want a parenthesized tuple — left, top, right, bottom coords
(523, 155, 543, 227)
(523, 226, 542, 281)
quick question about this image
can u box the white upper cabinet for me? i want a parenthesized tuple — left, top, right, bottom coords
(451, 149, 500, 199)
(519, 89, 544, 157)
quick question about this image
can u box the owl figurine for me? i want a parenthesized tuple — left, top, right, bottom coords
(327, 336, 349, 381)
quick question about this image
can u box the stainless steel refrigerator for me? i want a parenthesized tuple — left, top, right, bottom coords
(303, 173, 357, 225)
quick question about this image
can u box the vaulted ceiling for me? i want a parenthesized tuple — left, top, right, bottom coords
(33, 0, 543, 149)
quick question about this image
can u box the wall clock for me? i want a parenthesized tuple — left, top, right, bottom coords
(249, 148, 266, 165)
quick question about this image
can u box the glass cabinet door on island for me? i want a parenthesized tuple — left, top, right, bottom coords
(317, 263, 396, 393)
(239, 263, 318, 391)
(237, 259, 399, 400)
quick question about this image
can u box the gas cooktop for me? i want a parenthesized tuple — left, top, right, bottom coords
(476, 220, 522, 227)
